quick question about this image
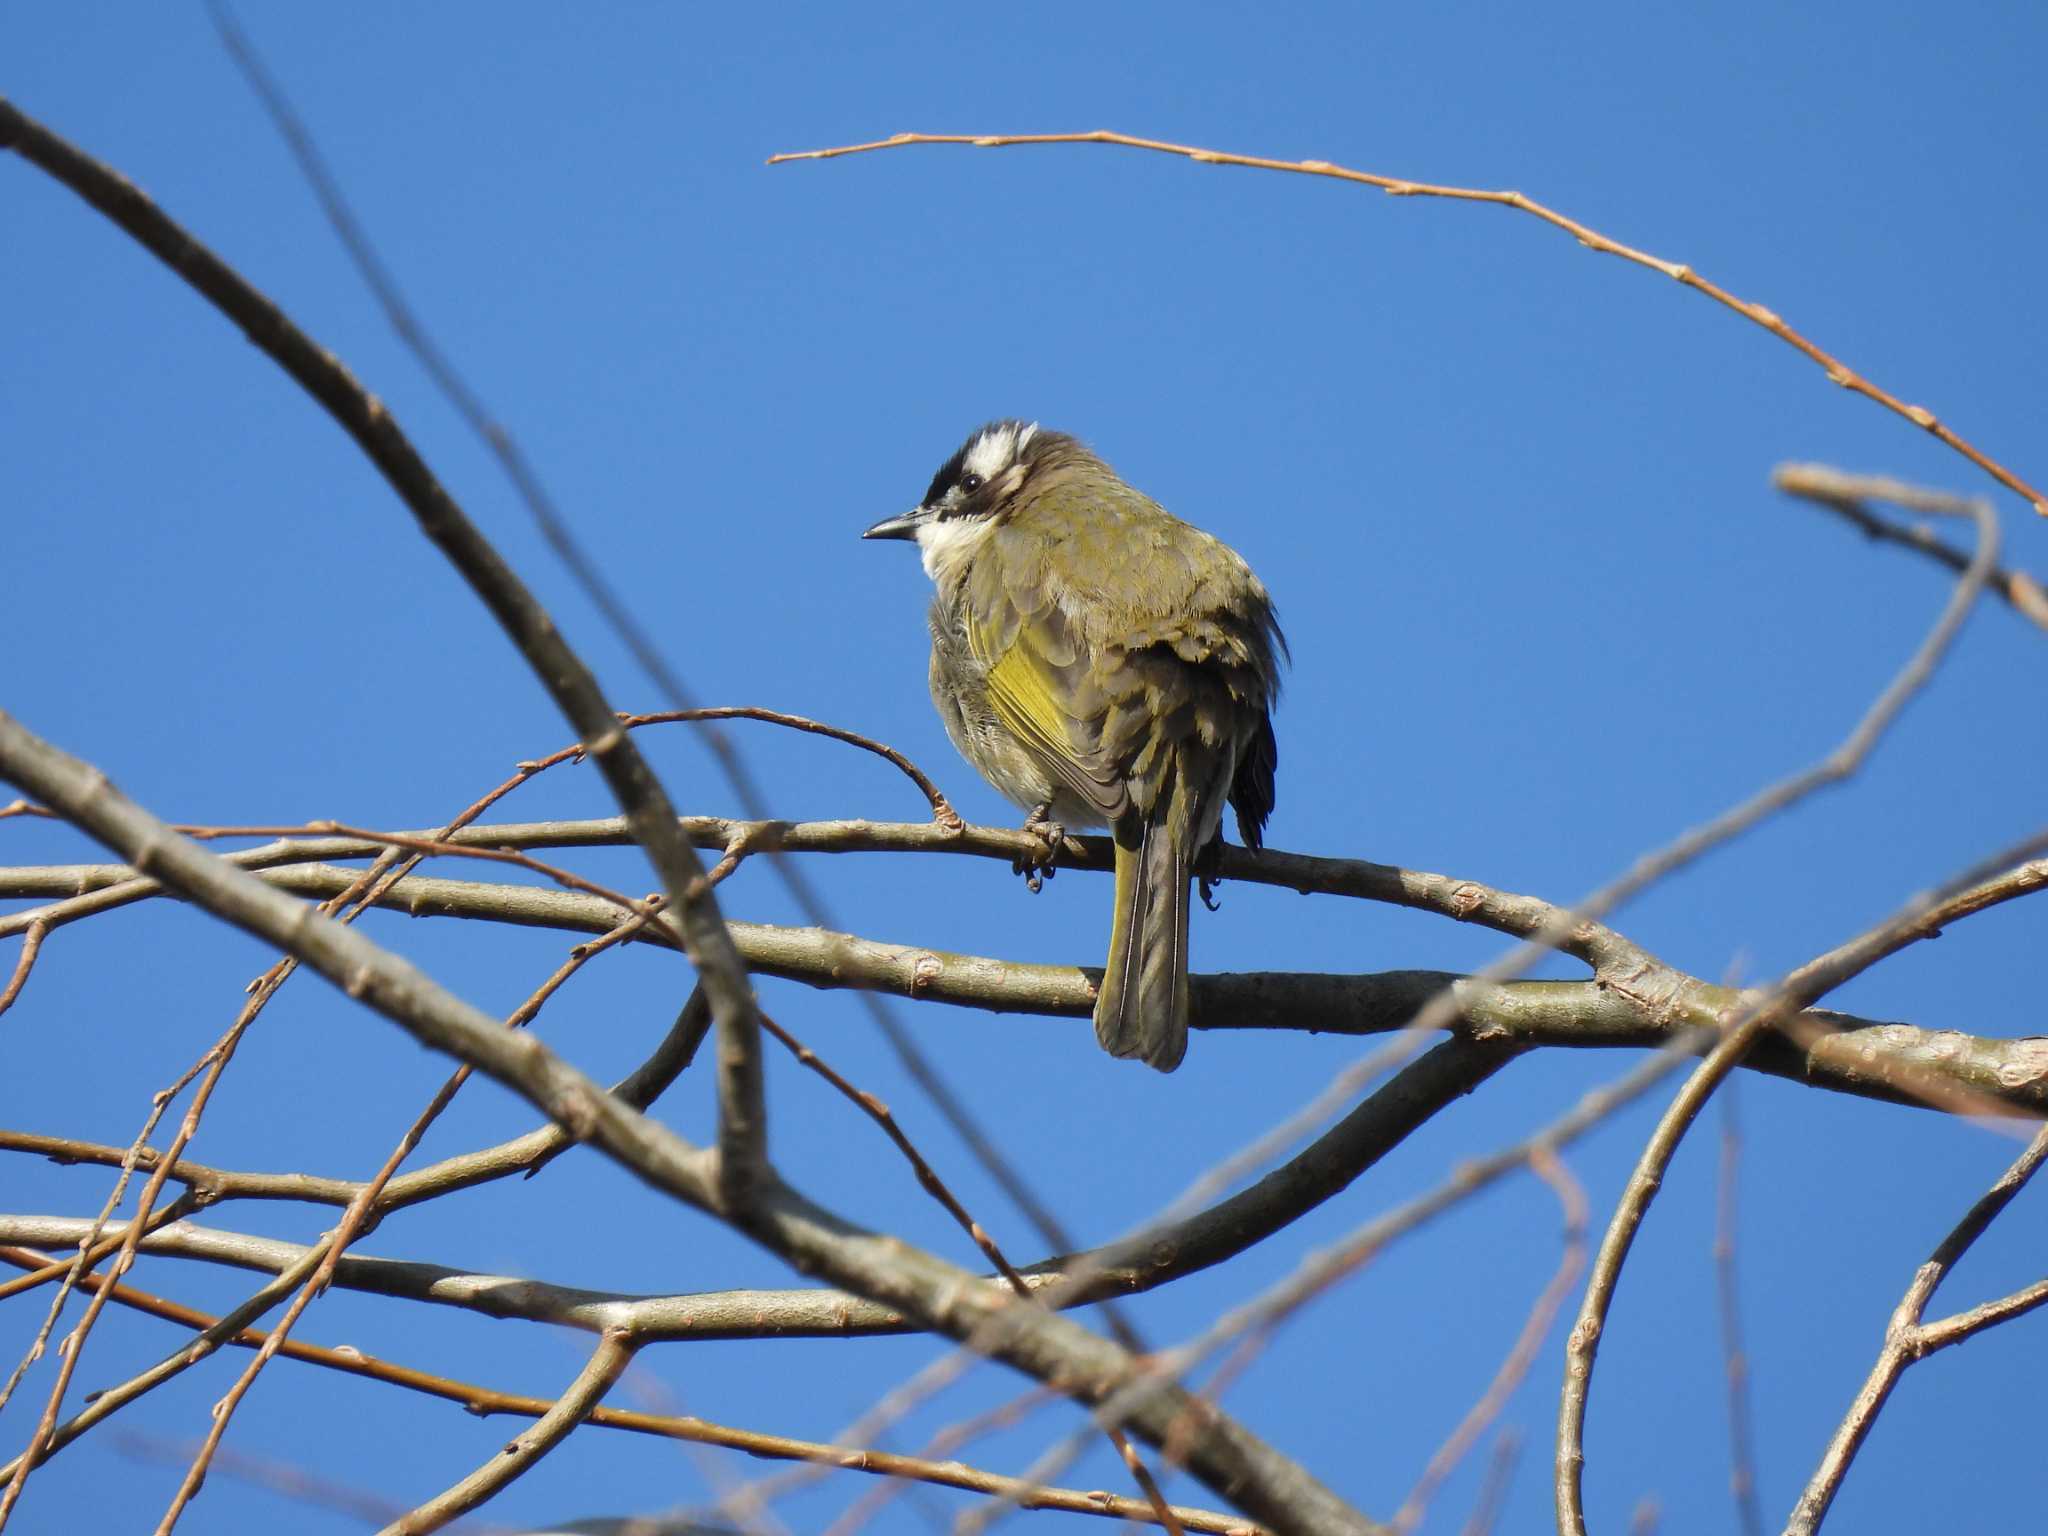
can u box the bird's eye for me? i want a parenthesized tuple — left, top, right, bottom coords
(959, 472, 984, 493)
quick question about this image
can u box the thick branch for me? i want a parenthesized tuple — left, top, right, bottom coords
(0, 813, 1651, 974)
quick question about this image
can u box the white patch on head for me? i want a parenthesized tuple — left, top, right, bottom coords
(914, 511, 1001, 582)
(963, 424, 1020, 483)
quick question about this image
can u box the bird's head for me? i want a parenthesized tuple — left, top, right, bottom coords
(863, 420, 1071, 579)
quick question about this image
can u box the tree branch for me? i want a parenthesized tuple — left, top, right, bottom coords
(769, 131, 2046, 515)
(1785, 1122, 2048, 1534)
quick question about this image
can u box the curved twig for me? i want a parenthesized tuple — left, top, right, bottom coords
(382, 1331, 635, 1536)
(769, 132, 2046, 515)
(1777, 464, 2048, 631)
(1785, 1123, 2048, 1534)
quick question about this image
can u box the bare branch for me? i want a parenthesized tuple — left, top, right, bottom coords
(769, 131, 2046, 515)
(1777, 464, 2048, 631)
(380, 1330, 635, 1535)
(1785, 1122, 2048, 1534)
(0, 920, 43, 1019)
(37, 855, 2035, 1120)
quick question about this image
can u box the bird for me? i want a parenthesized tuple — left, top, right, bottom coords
(863, 421, 1284, 1071)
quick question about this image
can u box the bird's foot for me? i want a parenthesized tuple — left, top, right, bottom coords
(1196, 839, 1225, 911)
(1014, 806, 1065, 895)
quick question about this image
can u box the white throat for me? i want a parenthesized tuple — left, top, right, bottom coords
(914, 514, 1000, 584)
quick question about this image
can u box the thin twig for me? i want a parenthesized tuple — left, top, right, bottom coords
(1776, 464, 2048, 631)
(0, 919, 44, 1019)
(1785, 1122, 2048, 1534)
(1075, 1042, 1703, 1486)
(620, 708, 960, 828)
(769, 132, 2045, 514)
(0, 969, 277, 1528)
(382, 1332, 636, 1536)
(0, 1038, 1500, 1347)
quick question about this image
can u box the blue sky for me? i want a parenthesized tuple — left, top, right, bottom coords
(5, 4, 2047, 1532)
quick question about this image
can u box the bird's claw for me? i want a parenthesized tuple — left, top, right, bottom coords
(1195, 839, 1225, 911)
(1014, 807, 1065, 895)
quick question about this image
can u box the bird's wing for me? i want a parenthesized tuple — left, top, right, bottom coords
(961, 549, 1129, 822)
(974, 610, 1130, 823)
(963, 508, 1283, 835)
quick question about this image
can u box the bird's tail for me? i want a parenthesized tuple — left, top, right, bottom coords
(1095, 808, 1191, 1072)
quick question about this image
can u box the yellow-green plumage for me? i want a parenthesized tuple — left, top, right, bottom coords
(867, 422, 1283, 1071)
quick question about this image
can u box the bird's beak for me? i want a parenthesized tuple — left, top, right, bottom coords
(862, 506, 929, 541)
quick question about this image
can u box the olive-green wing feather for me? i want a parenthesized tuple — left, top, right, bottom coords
(968, 604, 1128, 822)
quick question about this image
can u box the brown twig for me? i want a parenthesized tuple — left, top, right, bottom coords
(1080, 1043, 1699, 1478)
(0, 1046, 1503, 1349)
(1785, 1122, 2048, 1534)
(620, 708, 961, 829)
(1776, 464, 2048, 631)
(383, 1331, 636, 1536)
(0, 919, 44, 1019)
(769, 132, 2046, 515)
